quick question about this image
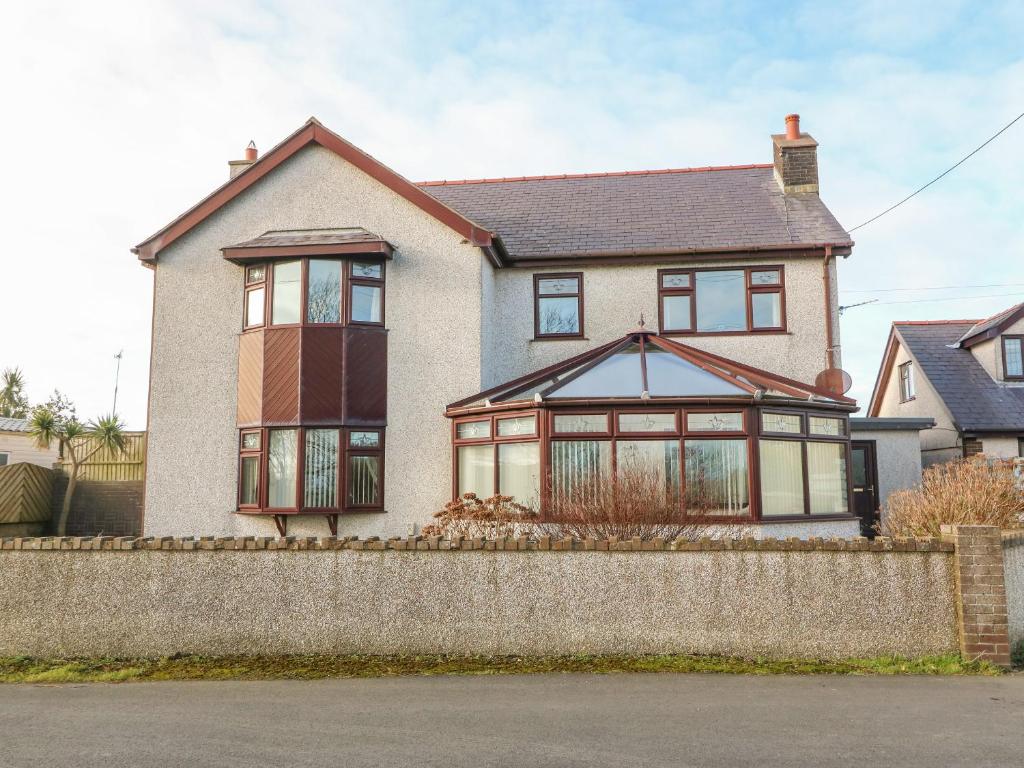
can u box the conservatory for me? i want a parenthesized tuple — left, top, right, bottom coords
(446, 328, 858, 525)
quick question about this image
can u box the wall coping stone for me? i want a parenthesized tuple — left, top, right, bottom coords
(0, 535, 955, 553)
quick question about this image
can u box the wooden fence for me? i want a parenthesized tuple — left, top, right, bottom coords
(59, 432, 146, 481)
(0, 463, 54, 524)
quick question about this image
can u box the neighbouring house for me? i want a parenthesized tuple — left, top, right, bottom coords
(134, 113, 865, 539)
(0, 417, 59, 469)
(868, 304, 1024, 466)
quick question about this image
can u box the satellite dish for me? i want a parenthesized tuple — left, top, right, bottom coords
(815, 368, 853, 397)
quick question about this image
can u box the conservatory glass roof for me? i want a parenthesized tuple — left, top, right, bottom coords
(448, 329, 855, 410)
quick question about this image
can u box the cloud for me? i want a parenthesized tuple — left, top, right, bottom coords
(0, 0, 1021, 426)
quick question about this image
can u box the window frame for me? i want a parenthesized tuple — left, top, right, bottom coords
(236, 426, 385, 514)
(452, 409, 544, 501)
(657, 265, 786, 336)
(898, 361, 915, 402)
(534, 272, 584, 340)
(243, 257, 387, 332)
(0, 452, 9, 467)
(348, 261, 386, 327)
(1001, 335, 1024, 381)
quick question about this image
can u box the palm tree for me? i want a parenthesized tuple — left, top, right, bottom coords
(30, 410, 127, 535)
(0, 368, 30, 418)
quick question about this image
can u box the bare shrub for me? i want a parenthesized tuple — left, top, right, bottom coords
(536, 463, 740, 541)
(883, 456, 1024, 537)
(422, 493, 537, 539)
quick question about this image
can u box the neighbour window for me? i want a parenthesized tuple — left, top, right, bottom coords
(963, 438, 983, 457)
(1002, 336, 1023, 380)
(535, 273, 583, 338)
(658, 267, 784, 334)
(0, 453, 8, 467)
(1018, 438, 1024, 458)
(898, 361, 915, 402)
(237, 427, 385, 512)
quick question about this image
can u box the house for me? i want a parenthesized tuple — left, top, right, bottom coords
(0, 417, 59, 469)
(134, 113, 864, 539)
(868, 304, 1024, 464)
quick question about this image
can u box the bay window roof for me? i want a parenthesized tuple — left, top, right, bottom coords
(222, 228, 394, 262)
(449, 328, 855, 411)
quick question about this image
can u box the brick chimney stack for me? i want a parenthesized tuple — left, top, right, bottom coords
(228, 140, 259, 179)
(772, 114, 819, 194)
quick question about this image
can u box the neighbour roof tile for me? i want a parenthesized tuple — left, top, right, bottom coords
(419, 166, 852, 262)
(0, 417, 30, 433)
(956, 302, 1024, 346)
(896, 321, 1024, 432)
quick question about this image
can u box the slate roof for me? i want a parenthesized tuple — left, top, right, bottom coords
(419, 166, 852, 262)
(896, 321, 1024, 432)
(956, 302, 1024, 346)
(0, 416, 30, 433)
(227, 228, 387, 250)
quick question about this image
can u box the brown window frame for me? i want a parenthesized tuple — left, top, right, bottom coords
(1001, 335, 1024, 380)
(237, 426, 385, 514)
(243, 257, 386, 332)
(534, 272, 584, 340)
(657, 265, 786, 336)
(348, 261, 386, 327)
(243, 265, 268, 329)
(898, 361, 915, 402)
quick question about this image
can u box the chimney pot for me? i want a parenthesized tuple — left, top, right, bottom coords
(785, 113, 800, 140)
(229, 141, 259, 179)
(244, 140, 258, 162)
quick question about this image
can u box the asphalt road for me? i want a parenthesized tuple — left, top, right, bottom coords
(2, 673, 1023, 767)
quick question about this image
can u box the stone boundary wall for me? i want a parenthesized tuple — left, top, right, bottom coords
(0, 534, 958, 661)
(1003, 531, 1024, 651)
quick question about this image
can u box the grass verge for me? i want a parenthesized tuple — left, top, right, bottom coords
(0, 652, 1000, 683)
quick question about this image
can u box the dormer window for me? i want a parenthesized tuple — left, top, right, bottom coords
(898, 361, 915, 402)
(1002, 336, 1023, 380)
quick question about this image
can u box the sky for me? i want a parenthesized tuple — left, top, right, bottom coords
(1, 0, 1022, 428)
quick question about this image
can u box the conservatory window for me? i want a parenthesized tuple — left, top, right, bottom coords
(457, 420, 491, 440)
(807, 442, 848, 515)
(498, 442, 541, 507)
(617, 440, 680, 505)
(808, 416, 845, 437)
(550, 440, 612, 498)
(553, 413, 609, 434)
(683, 439, 749, 515)
(457, 444, 494, 498)
(759, 440, 805, 517)
(535, 273, 583, 338)
(762, 412, 802, 435)
(686, 412, 743, 433)
(618, 412, 677, 433)
(497, 415, 537, 437)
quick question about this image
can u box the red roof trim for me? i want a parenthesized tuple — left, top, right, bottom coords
(417, 163, 774, 187)
(133, 118, 497, 263)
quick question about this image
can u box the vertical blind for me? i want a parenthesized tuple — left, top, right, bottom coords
(304, 429, 339, 508)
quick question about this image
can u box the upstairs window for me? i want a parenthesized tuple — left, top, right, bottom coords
(658, 266, 785, 334)
(245, 258, 386, 330)
(898, 361, 915, 402)
(1002, 336, 1023, 380)
(534, 273, 583, 338)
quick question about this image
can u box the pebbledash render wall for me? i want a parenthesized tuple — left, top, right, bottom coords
(484, 258, 841, 388)
(145, 144, 487, 540)
(0, 535, 956, 660)
(875, 341, 962, 466)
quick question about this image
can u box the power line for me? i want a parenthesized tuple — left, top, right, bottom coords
(870, 291, 1023, 307)
(847, 110, 1024, 233)
(842, 281, 1024, 294)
